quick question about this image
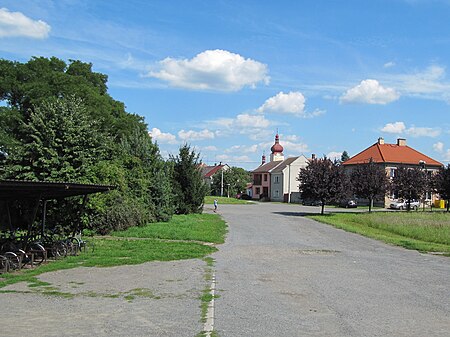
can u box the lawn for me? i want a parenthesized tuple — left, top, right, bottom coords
(0, 213, 226, 287)
(112, 213, 227, 244)
(204, 195, 253, 205)
(309, 212, 450, 255)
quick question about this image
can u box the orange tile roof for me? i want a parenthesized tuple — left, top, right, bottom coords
(343, 142, 443, 167)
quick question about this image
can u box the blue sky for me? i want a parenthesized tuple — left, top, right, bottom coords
(1, 0, 449, 170)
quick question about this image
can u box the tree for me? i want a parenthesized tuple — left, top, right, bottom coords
(170, 145, 208, 214)
(211, 167, 250, 197)
(341, 151, 350, 162)
(350, 159, 389, 212)
(392, 167, 427, 211)
(433, 164, 450, 212)
(298, 157, 347, 215)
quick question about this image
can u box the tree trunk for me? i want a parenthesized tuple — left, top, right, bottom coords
(368, 197, 373, 213)
(321, 202, 325, 215)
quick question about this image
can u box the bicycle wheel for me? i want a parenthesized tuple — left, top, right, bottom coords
(80, 240, 95, 254)
(52, 242, 68, 259)
(27, 242, 47, 265)
(0, 255, 10, 273)
(4, 252, 21, 270)
(66, 237, 81, 255)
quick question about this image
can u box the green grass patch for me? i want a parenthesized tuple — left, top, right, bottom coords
(204, 196, 252, 205)
(0, 238, 216, 288)
(112, 213, 227, 244)
(309, 212, 450, 254)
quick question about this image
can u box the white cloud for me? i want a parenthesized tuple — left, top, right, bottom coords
(380, 122, 441, 138)
(340, 79, 400, 104)
(381, 122, 406, 134)
(0, 8, 50, 39)
(215, 154, 251, 163)
(433, 142, 444, 153)
(234, 114, 271, 129)
(327, 151, 343, 161)
(259, 140, 309, 154)
(257, 91, 305, 115)
(147, 49, 269, 91)
(225, 144, 258, 154)
(149, 128, 177, 144)
(178, 129, 215, 141)
(202, 145, 218, 152)
(444, 149, 450, 162)
(406, 127, 441, 138)
(384, 61, 396, 68)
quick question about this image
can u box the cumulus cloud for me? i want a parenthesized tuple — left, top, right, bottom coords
(340, 79, 400, 104)
(0, 8, 50, 39)
(178, 129, 215, 141)
(406, 127, 441, 138)
(327, 151, 343, 161)
(381, 122, 406, 134)
(202, 145, 218, 152)
(234, 114, 271, 129)
(149, 128, 177, 144)
(225, 144, 258, 154)
(215, 154, 251, 163)
(433, 142, 444, 153)
(384, 61, 396, 68)
(257, 91, 305, 115)
(148, 49, 269, 91)
(380, 122, 441, 138)
(444, 149, 450, 162)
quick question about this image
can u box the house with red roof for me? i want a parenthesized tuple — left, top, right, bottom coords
(343, 137, 443, 206)
(201, 162, 230, 194)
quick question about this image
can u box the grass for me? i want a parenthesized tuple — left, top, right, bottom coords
(204, 196, 252, 205)
(1, 213, 226, 288)
(309, 212, 450, 255)
(112, 213, 227, 244)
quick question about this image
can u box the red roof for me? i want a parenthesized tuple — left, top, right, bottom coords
(202, 165, 225, 178)
(343, 142, 443, 167)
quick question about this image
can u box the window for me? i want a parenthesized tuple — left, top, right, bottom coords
(256, 187, 260, 195)
(389, 168, 396, 178)
(274, 176, 279, 184)
(274, 190, 279, 197)
(264, 174, 268, 182)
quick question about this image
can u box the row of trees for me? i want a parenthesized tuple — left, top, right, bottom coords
(298, 157, 450, 214)
(210, 167, 250, 197)
(0, 57, 208, 235)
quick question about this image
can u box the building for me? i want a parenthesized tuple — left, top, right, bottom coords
(343, 137, 443, 206)
(201, 163, 230, 194)
(251, 134, 309, 202)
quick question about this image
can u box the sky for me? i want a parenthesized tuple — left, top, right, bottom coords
(1, 0, 450, 170)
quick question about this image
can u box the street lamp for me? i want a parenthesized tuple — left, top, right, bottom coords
(419, 160, 427, 211)
(226, 183, 230, 198)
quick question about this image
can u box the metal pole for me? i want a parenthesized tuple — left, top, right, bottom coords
(41, 200, 47, 237)
(220, 168, 224, 197)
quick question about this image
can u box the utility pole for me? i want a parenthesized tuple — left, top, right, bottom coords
(220, 166, 224, 197)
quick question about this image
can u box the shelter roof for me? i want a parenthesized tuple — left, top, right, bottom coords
(271, 157, 299, 173)
(0, 180, 115, 200)
(252, 160, 282, 173)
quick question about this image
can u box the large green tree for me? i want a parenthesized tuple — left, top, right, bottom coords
(350, 159, 389, 212)
(392, 167, 427, 211)
(298, 157, 347, 215)
(433, 164, 450, 212)
(211, 166, 250, 197)
(170, 145, 207, 214)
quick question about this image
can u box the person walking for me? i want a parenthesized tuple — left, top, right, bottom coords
(213, 199, 218, 212)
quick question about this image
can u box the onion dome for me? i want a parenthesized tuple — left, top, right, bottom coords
(271, 134, 284, 154)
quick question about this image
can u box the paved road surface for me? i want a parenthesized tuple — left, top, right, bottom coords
(213, 203, 450, 337)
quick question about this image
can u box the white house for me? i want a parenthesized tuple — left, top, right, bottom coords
(270, 155, 309, 203)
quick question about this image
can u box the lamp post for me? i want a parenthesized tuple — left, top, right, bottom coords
(227, 183, 230, 198)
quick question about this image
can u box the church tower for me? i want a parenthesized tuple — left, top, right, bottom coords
(270, 133, 284, 162)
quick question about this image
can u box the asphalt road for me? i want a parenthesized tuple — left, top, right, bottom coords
(212, 203, 450, 337)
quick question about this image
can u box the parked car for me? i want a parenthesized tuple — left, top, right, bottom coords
(302, 199, 323, 206)
(338, 199, 357, 208)
(389, 199, 420, 210)
(236, 193, 252, 200)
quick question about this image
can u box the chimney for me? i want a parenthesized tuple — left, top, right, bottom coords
(261, 154, 266, 165)
(311, 153, 316, 160)
(397, 138, 406, 146)
(378, 137, 385, 145)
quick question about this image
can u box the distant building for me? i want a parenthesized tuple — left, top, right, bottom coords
(201, 163, 230, 193)
(251, 134, 308, 202)
(343, 137, 443, 206)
